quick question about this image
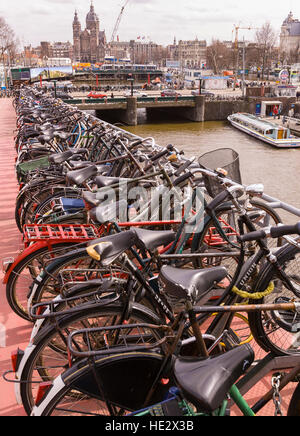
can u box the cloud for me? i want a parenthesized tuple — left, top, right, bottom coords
(0, 0, 290, 47)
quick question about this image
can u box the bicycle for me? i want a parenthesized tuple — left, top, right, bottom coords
(28, 285, 300, 416)
(9, 221, 300, 414)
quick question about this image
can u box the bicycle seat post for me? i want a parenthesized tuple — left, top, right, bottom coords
(186, 299, 209, 358)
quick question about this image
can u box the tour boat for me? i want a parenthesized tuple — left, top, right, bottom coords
(227, 113, 300, 148)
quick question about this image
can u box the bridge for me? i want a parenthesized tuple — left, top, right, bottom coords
(63, 95, 206, 125)
(63, 94, 294, 125)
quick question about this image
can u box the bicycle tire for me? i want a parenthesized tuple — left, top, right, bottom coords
(31, 350, 172, 416)
(248, 243, 300, 356)
(287, 382, 300, 416)
(192, 200, 282, 275)
(6, 243, 79, 321)
(29, 247, 123, 309)
(34, 189, 83, 221)
(20, 184, 68, 228)
(19, 302, 162, 415)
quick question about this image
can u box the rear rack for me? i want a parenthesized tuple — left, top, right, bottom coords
(68, 324, 171, 358)
(30, 289, 120, 320)
(23, 224, 100, 247)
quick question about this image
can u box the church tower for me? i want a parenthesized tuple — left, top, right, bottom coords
(86, 1, 100, 63)
(73, 11, 81, 62)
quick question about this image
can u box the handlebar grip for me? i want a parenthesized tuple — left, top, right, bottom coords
(239, 229, 267, 243)
(239, 222, 300, 243)
(270, 222, 300, 238)
(174, 160, 192, 177)
(173, 171, 193, 186)
(205, 190, 231, 215)
(128, 139, 143, 150)
(150, 148, 170, 162)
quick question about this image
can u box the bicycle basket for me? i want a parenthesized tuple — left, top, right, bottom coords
(16, 156, 50, 177)
(198, 148, 242, 198)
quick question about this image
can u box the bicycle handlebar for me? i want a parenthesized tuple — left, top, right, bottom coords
(173, 171, 193, 187)
(239, 222, 300, 243)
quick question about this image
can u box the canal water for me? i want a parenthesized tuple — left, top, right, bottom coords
(122, 110, 300, 224)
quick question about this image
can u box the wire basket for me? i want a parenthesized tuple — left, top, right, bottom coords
(198, 148, 242, 198)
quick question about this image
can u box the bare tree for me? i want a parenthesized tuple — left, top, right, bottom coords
(0, 17, 19, 65)
(206, 40, 231, 74)
(255, 22, 277, 80)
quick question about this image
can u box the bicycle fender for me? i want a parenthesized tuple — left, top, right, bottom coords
(3, 241, 50, 284)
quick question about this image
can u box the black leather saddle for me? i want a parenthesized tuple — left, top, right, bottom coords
(86, 229, 176, 265)
(134, 228, 175, 252)
(53, 131, 70, 141)
(69, 161, 95, 170)
(174, 344, 254, 413)
(49, 150, 73, 165)
(86, 230, 138, 266)
(95, 175, 133, 189)
(159, 265, 227, 302)
(66, 165, 98, 186)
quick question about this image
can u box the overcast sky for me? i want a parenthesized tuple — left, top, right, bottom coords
(0, 0, 299, 47)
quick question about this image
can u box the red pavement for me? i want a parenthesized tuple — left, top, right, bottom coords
(0, 99, 30, 416)
(0, 98, 296, 416)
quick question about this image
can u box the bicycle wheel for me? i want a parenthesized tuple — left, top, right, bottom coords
(20, 184, 66, 227)
(287, 383, 300, 416)
(19, 302, 162, 415)
(34, 189, 83, 222)
(192, 200, 282, 276)
(5, 243, 79, 321)
(29, 247, 131, 311)
(31, 351, 172, 416)
(249, 243, 300, 356)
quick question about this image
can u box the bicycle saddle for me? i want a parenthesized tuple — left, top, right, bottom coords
(69, 161, 95, 170)
(69, 148, 89, 155)
(174, 344, 254, 413)
(159, 265, 227, 302)
(66, 165, 98, 186)
(53, 131, 70, 141)
(38, 133, 54, 144)
(95, 176, 133, 188)
(134, 228, 175, 252)
(49, 150, 73, 164)
(86, 230, 137, 265)
(86, 229, 176, 265)
(96, 165, 111, 174)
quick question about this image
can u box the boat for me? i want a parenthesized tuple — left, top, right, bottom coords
(227, 113, 300, 148)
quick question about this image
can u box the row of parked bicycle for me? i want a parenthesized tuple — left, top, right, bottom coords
(3, 85, 300, 416)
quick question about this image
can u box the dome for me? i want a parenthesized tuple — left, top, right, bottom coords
(86, 3, 99, 27)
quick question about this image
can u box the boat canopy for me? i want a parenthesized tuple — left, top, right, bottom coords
(230, 113, 281, 131)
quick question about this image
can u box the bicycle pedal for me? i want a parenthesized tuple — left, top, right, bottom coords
(221, 329, 241, 350)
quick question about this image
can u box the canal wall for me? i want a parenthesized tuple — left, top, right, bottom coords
(205, 96, 297, 122)
(204, 100, 256, 121)
(92, 95, 298, 125)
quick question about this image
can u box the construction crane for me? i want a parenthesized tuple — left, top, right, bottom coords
(232, 25, 259, 94)
(110, 0, 131, 43)
(232, 24, 259, 49)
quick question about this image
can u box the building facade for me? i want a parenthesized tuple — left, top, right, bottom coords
(280, 12, 300, 61)
(167, 38, 207, 69)
(73, 3, 106, 63)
